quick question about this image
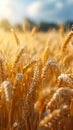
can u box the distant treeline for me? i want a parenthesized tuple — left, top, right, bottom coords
(0, 18, 73, 32)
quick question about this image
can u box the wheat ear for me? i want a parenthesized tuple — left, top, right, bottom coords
(0, 57, 5, 83)
(31, 26, 37, 36)
(23, 59, 38, 72)
(13, 47, 24, 69)
(11, 28, 20, 45)
(61, 31, 73, 52)
(1, 81, 11, 101)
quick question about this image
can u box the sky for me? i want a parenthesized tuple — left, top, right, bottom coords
(0, 0, 73, 24)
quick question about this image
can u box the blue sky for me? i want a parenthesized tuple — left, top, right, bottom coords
(0, 0, 73, 24)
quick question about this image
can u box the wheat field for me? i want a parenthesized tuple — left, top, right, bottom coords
(0, 26, 73, 130)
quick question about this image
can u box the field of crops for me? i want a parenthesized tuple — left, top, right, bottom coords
(0, 26, 73, 130)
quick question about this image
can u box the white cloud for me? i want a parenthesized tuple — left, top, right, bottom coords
(0, 0, 11, 18)
(26, 1, 55, 19)
(40, 0, 56, 2)
(0, 0, 16, 23)
(48, 0, 56, 2)
(56, 2, 63, 9)
(0, 0, 73, 23)
(26, 0, 73, 23)
(67, 0, 73, 4)
(0, 0, 26, 23)
(27, 1, 42, 17)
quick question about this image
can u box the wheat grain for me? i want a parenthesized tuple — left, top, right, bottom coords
(61, 31, 73, 52)
(0, 81, 11, 101)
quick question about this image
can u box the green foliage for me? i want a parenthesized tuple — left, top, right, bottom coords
(39, 22, 58, 31)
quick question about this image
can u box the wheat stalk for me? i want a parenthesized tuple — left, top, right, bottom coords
(61, 31, 73, 52)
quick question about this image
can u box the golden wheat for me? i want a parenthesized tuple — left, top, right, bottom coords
(0, 27, 73, 130)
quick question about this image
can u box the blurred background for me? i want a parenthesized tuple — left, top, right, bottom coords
(0, 0, 73, 31)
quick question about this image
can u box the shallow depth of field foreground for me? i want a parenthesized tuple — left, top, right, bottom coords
(0, 26, 73, 130)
